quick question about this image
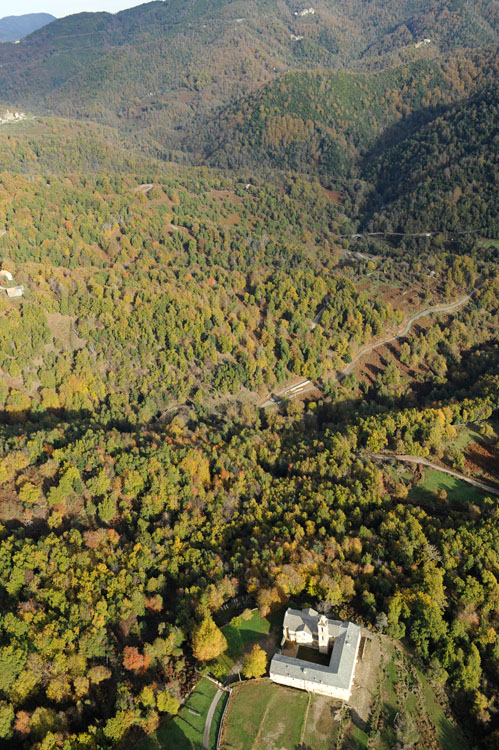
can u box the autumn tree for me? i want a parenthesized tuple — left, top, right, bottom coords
(242, 645, 267, 679)
(191, 617, 227, 662)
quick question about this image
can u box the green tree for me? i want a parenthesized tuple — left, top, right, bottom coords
(156, 690, 180, 715)
(0, 701, 14, 739)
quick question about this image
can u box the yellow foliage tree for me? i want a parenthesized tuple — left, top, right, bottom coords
(191, 617, 227, 662)
(242, 645, 267, 679)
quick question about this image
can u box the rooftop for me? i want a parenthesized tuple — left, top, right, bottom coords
(272, 609, 361, 689)
(283, 607, 348, 639)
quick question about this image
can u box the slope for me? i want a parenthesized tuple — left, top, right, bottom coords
(0, 115, 163, 174)
(192, 52, 499, 177)
(0, 0, 497, 147)
(360, 82, 499, 237)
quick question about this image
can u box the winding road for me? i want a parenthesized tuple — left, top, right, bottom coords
(363, 453, 499, 496)
(261, 291, 475, 408)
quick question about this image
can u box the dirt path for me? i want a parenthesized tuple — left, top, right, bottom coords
(349, 632, 382, 726)
(133, 183, 154, 194)
(202, 689, 224, 750)
(299, 692, 312, 744)
(261, 290, 476, 407)
(364, 453, 499, 496)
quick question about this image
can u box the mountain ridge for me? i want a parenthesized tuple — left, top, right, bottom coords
(0, 13, 55, 42)
(0, 0, 497, 149)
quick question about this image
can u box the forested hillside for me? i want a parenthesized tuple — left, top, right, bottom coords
(0, 0, 497, 147)
(0, 160, 406, 422)
(0, 117, 162, 174)
(194, 53, 498, 176)
(0, 349, 498, 748)
(361, 82, 499, 237)
(0, 121, 497, 746)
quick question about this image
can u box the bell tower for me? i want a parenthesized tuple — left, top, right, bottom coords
(318, 615, 329, 654)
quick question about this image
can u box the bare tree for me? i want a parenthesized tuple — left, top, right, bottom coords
(317, 600, 332, 615)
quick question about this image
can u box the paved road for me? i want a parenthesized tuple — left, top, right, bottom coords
(202, 688, 224, 750)
(364, 453, 499, 496)
(261, 292, 474, 407)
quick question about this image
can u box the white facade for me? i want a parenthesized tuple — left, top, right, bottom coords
(6, 285, 24, 298)
(270, 665, 352, 700)
(295, 8, 315, 16)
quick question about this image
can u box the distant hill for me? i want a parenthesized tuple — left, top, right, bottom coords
(191, 52, 499, 177)
(0, 1, 497, 241)
(0, 13, 55, 42)
(0, 0, 496, 148)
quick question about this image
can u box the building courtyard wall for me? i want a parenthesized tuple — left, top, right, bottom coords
(269, 608, 361, 701)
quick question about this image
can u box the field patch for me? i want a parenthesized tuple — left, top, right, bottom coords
(46, 312, 86, 351)
(208, 609, 272, 679)
(410, 467, 488, 506)
(302, 693, 344, 750)
(140, 677, 219, 750)
(220, 680, 308, 750)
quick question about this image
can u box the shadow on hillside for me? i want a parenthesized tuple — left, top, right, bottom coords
(357, 98, 468, 222)
(350, 706, 367, 732)
(127, 715, 197, 750)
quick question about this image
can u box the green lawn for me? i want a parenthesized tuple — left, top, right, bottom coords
(476, 237, 499, 249)
(221, 680, 308, 750)
(379, 651, 399, 750)
(140, 677, 219, 750)
(410, 468, 487, 506)
(417, 669, 468, 750)
(351, 725, 369, 750)
(209, 609, 271, 678)
(451, 424, 482, 452)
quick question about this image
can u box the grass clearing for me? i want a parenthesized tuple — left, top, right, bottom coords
(221, 680, 309, 750)
(209, 609, 271, 678)
(378, 648, 399, 750)
(209, 691, 228, 749)
(351, 724, 369, 749)
(410, 468, 486, 505)
(417, 669, 468, 750)
(140, 677, 218, 750)
(477, 237, 499, 249)
(452, 424, 482, 452)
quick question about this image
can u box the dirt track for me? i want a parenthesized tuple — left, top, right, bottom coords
(364, 453, 499, 496)
(261, 291, 475, 408)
